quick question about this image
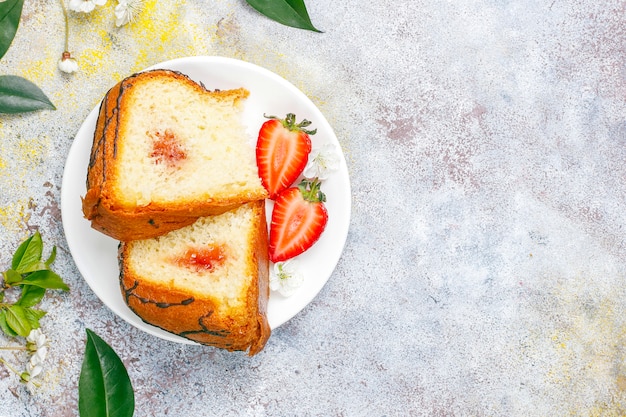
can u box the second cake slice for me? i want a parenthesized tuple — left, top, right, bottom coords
(119, 200, 271, 355)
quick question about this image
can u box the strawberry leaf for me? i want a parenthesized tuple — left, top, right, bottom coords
(245, 0, 322, 32)
(79, 329, 135, 417)
(0, 0, 25, 60)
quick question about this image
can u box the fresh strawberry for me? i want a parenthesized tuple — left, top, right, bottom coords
(269, 178, 328, 263)
(256, 113, 316, 199)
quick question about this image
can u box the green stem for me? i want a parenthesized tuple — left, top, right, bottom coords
(0, 357, 21, 376)
(59, 0, 69, 52)
(0, 346, 27, 351)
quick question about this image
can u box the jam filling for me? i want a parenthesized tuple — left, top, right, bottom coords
(177, 245, 226, 272)
(149, 129, 186, 167)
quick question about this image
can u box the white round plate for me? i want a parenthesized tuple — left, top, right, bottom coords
(61, 56, 351, 344)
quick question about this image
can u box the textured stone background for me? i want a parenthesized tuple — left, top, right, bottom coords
(1, 0, 625, 415)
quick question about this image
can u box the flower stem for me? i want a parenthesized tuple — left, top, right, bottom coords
(59, 0, 69, 52)
(0, 346, 27, 351)
(0, 357, 21, 376)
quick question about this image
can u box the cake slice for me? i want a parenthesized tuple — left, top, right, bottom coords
(82, 69, 268, 241)
(118, 200, 271, 355)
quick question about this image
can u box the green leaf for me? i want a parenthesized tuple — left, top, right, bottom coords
(0, 310, 17, 337)
(79, 329, 135, 417)
(5, 304, 31, 336)
(245, 0, 322, 32)
(0, 75, 56, 114)
(3, 268, 22, 285)
(17, 285, 46, 307)
(0, 0, 25, 60)
(22, 270, 70, 291)
(12, 232, 43, 273)
(22, 307, 46, 328)
(45, 245, 57, 268)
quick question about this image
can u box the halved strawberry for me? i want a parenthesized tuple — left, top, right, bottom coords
(269, 178, 328, 263)
(256, 113, 316, 199)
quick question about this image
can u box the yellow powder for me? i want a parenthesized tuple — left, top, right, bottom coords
(18, 136, 46, 167)
(0, 199, 31, 235)
(79, 46, 110, 74)
(0, 129, 50, 234)
(538, 290, 626, 414)
(134, 3, 207, 69)
(20, 56, 56, 87)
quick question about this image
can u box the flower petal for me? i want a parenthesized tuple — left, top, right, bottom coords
(26, 328, 41, 344)
(58, 57, 79, 74)
(28, 365, 42, 378)
(303, 143, 340, 180)
(271, 260, 304, 296)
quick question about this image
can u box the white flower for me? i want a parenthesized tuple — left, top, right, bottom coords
(25, 380, 37, 393)
(0, 329, 49, 394)
(21, 358, 44, 393)
(58, 52, 79, 73)
(27, 363, 43, 379)
(25, 328, 49, 384)
(21, 372, 36, 393)
(22, 370, 41, 394)
(115, 0, 144, 26)
(26, 329, 48, 351)
(303, 143, 341, 180)
(29, 346, 48, 366)
(270, 260, 304, 297)
(69, 0, 107, 13)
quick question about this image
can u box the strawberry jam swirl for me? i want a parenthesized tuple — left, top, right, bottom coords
(176, 246, 226, 273)
(149, 129, 186, 167)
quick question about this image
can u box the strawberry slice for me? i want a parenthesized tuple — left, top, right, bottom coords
(256, 113, 316, 199)
(269, 178, 328, 263)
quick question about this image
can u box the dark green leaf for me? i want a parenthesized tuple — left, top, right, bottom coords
(22, 307, 46, 328)
(0, 0, 25, 60)
(3, 268, 22, 285)
(45, 245, 57, 267)
(22, 270, 69, 291)
(17, 285, 46, 307)
(12, 232, 43, 273)
(79, 329, 135, 417)
(5, 304, 30, 336)
(245, 0, 322, 32)
(0, 75, 55, 114)
(0, 310, 18, 337)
